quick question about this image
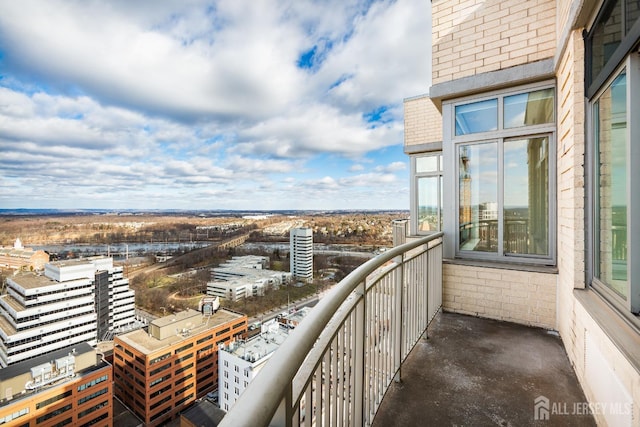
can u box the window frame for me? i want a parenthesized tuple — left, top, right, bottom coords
(586, 54, 640, 315)
(442, 81, 557, 265)
(411, 152, 443, 235)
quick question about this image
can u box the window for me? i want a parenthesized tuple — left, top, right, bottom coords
(585, 0, 640, 315)
(413, 153, 443, 233)
(443, 83, 556, 264)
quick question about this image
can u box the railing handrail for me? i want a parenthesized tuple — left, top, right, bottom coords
(219, 232, 443, 427)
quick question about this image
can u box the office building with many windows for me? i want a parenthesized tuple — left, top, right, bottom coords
(0, 261, 98, 367)
(0, 257, 137, 367)
(113, 308, 247, 426)
(0, 342, 112, 427)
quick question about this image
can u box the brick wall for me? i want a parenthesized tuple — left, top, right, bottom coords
(432, 0, 556, 85)
(443, 263, 557, 329)
(404, 96, 442, 146)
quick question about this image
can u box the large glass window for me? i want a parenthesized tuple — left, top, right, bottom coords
(593, 70, 629, 299)
(446, 84, 556, 264)
(586, 0, 639, 315)
(415, 153, 443, 233)
(458, 143, 498, 252)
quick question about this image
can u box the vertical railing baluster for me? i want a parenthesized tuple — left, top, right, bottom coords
(393, 253, 403, 382)
(354, 282, 364, 427)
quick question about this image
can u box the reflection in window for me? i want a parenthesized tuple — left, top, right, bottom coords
(504, 89, 555, 128)
(504, 137, 549, 255)
(458, 143, 498, 252)
(590, 0, 622, 84)
(627, 0, 640, 35)
(455, 99, 497, 135)
(595, 71, 627, 298)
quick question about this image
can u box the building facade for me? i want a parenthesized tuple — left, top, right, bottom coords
(207, 256, 292, 301)
(0, 238, 49, 271)
(113, 308, 247, 426)
(0, 261, 98, 367)
(218, 322, 290, 412)
(289, 228, 313, 281)
(0, 342, 112, 427)
(90, 257, 137, 340)
(406, 0, 639, 425)
(0, 257, 137, 367)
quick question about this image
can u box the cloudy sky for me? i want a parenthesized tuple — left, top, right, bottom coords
(0, 0, 431, 211)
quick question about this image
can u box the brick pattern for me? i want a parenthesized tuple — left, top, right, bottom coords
(432, 0, 556, 85)
(404, 96, 442, 146)
(443, 263, 557, 329)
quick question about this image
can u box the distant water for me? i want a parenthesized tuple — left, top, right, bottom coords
(33, 241, 212, 257)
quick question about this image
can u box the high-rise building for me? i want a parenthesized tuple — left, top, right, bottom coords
(0, 342, 113, 427)
(90, 257, 136, 340)
(0, 261, 98, 367)
(113, 308, 247, 426)
(289, 228, 313, 281)
(0, 257, 137, 367)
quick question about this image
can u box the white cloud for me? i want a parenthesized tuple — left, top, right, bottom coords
(0, 0, 429, 210)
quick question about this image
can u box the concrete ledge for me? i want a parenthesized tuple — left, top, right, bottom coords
(574, 288, 640, 373)
(429, 59, 555, 107)
(444, 258, 558, 274)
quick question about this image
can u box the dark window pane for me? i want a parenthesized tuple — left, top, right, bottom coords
(626, 0, 640, 35)
(591, 0, 623, 81)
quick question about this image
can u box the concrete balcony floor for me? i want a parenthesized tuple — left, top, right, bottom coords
(373, 312, 596, 427)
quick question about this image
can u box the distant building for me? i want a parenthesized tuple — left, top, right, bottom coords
(113, 308, 247, 427)
(0, 342, 112, 427)
(218, 322, 290, 412)
(289, 228, 313, 281)
(0, 238, 49, 271)
(0, 257, 137, 367)
(207, 256, 292, 301)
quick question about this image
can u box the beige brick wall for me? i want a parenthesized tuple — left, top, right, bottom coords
(443, 263, 557, 329)
(555, 29, 640, 425)
(432, 0, 556, 85)
(556, 29, 586, 290)
(404, 96, 442, 147)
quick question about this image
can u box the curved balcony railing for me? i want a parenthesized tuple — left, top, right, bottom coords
(219, 232, 443, 427)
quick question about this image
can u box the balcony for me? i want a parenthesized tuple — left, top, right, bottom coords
(219, 233, 593, 426)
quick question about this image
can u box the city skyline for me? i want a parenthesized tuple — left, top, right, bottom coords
(0, 0, 432, 210)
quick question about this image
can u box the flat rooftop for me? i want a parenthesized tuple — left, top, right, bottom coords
(8, 272, 56, 290)
(372, 312, 595, 426)
(223, 325, 289, 362)
(117, 309, 244, 355)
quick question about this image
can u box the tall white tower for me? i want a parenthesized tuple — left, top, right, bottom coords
(290, 228, 313, 281)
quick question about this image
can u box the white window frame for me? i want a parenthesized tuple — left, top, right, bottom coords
(411, 152, 443, 235)
(442, 81, 557, 265)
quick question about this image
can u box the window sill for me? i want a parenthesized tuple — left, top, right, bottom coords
(443, 258, 558, 274)
(574, 288, 640, 373)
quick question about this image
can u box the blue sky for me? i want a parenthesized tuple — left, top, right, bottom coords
(0, 0, 432, 210)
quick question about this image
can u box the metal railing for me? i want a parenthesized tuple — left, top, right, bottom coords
(219, 232, 443, 427)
